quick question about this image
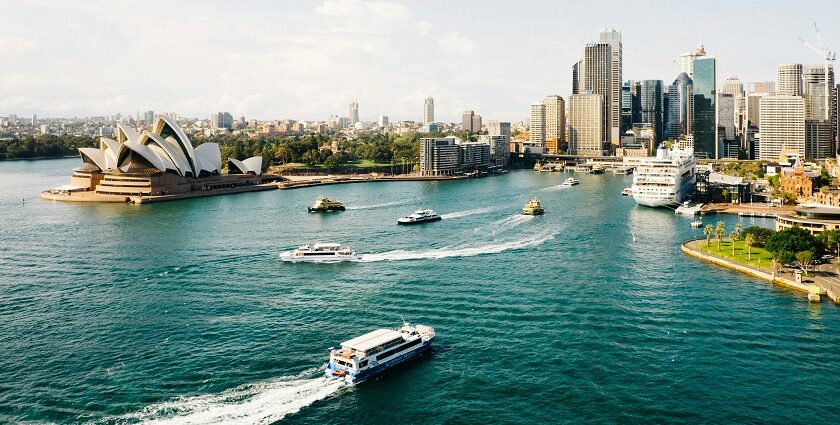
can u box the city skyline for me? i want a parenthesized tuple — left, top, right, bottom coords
(2, 0, 840, 122)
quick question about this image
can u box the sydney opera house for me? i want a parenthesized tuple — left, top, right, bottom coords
(42, 115, 271, 203)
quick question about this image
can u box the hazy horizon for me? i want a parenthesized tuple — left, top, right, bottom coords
(1, 0, 838, 122)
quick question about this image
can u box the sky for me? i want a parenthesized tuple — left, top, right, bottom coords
(2, 0, 840, 123)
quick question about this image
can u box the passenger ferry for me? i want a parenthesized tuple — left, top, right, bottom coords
(522, 198, 545, 215)
(279, 243, 359, 263)
(308, 196, 345, 212)
(628, 144, 696, 208)
(397, 210, 442, 225)
(590, 164, 606, 174)
(563, 177, 579, 186)
(325, 322, 435, 385)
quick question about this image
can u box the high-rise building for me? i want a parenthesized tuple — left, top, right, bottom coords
(569, 93, 604, 156)
(806, 119, 834, 159)
(572, 60, 583, 95)
(803, 65, 835, 120)
(462, 110, 475, 132)
(529, 103, 546, 146)
(543, 95, 566, 154)
(583, 42, 611, 147)
(379, 115, 389, 127)
(634, 80, 664, 144)
(210, 112, 233, 129)
(666, 73, 693, 140)
(718, 93, 736, 141)
(750, 81, 776, 94)
(722, 76, 745, 96)
(472, 114, 482, 132)
(679, 43, 706, 77)
(8, 114, 16, 125)
(143, 110, 154, 124)
(423, 97, 434, 124)
(621, 81, 633, 133)
(758, 95, 805, 160)
(31, 114, 37, 126)
(722, 77, 746, 139)
(420, 137, 460, 176)
(478, 134, 510, 167)
(487, 120, 511, 139)
(692, 56, 717, 158)
(746, 92, 766, 127)
(599, 28, 622, 145)
(776, 64, 804, 96)
(349, 101, 359, 124)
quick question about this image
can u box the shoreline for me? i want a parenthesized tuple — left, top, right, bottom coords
(700, 202, 795, 217)
(276, 173, 481, 190)
(681, 238, 840, 304)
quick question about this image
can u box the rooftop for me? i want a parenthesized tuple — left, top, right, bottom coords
(341, 328, 402, 352)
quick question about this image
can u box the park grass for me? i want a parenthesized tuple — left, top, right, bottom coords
(277, 160, 393, 170)
(695, 238, 775, 270)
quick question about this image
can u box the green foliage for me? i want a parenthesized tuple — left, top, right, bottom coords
(796, 250, 815, 272)
(765, 226, 821, 259)
(768, 175, 781, 189)
(742, 226, 773, 247)
(816, 229, 840, 254)
(0, 135, 97, 159)
(819, 168, 833, 188)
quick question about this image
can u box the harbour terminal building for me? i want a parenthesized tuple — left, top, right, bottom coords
(42, 116, 267, 203)
(419, 136, 507, 176)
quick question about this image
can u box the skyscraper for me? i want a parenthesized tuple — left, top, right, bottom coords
(572, 60, 583, 95)
(776, 64, 804, 96)
(472, 114, 482, 132)
(722, 76, 745, 96)
(692, 56, 717, 158)
(583, 40, 611, 147)
(143, 110, 154, 124)
(803, 65, 835, 120)
(31, 114, 37, 126)
(462, 110, 475, 132)
(529, 103, 546, 146)
(666, 73, 693, 140)
(679, 43, 706, 77)
(758, 95, 805, 160)
(379, 115, 389, 127)
(210, 112, 233, 129)
(569, 93, 604, 156)
(349, 101, 359, 124)
(543, 95, 566, 154)
(599, 28, 622, 145)
(635, 80, 664, 144)
(423, 97, 434, 124)
(718, 93, 736, 141)
(621, 81, 633, 133)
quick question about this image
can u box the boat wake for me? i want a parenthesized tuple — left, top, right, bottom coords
(111, 373, 343, 425)
(361, 230, 557, 262)
(346, 200, 406, 210)
(540, 184, 569, 192)
(440, 207, 496, 220)
(484, 214, 534, 235)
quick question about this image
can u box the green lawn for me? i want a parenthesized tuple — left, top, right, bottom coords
(695, 238, 775, 269)
(277, 160, 395, 169)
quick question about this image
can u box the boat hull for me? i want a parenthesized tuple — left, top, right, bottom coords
(308, 206, 345, 212)
(397, 216, 442, 225)
(522, 209, 544, 215)
(278, 254, 360, 263)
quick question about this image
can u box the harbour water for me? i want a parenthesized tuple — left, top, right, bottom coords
(1, 158, 839, 424)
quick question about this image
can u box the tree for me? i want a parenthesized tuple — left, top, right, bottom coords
(715, 221, 726, 251)
(730, 230, 740, 255)
(704, 224, 714, 247)
(816, 229, 840, 256)
(765, 226, 820, 260)
(742, 226, 774, 247)
(744, 233, 755, 261)
(735, 223, 742, 239)
(796, 250, 814, 274)
(722, 189, 730, 202)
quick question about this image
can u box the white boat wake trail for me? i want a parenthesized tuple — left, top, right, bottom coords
(482, 214, 534, 235)
(346, 200, 406, 210)
(540, 184, 569, 192)
(361, 230, 557, 262)
(440, 207, 496, 219)
(113, 372, 343, 425)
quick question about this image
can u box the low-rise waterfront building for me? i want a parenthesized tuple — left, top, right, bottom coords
(478, 134, 509, 167)
(776, 204, 840, 234)
(420, 137, 460, 176)
(780, 160, 819, 198)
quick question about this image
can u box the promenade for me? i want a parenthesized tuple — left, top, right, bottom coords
(682, 238, 840, 305)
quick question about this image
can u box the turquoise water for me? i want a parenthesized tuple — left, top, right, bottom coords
(1, 158, 839, 424)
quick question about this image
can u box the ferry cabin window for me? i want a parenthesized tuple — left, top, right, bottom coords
(374, 338, 423, 360)
(359, 360, 368, 368)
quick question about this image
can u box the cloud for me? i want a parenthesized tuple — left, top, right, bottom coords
(436, 32, 475, 56)
(315, 0, 410, 20)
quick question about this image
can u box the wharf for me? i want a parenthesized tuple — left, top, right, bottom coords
(700, 202, 794, 217)
(682, 238, 840, 305)
(277, 173, 474, 190)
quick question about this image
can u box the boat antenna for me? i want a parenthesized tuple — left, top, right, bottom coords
(400, 315, 408, 326)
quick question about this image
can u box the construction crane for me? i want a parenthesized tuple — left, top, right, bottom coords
(798, 22, 836, 119)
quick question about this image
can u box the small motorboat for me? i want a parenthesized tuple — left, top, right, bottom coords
(690, 220, 703, 228)
(563, 178, 579, 186)
(397, 210, 442, 225)
(621, 188, 632, 196)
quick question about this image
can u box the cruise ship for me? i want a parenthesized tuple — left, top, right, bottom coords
(628, 144, 696, 208)
(325, 322, 435, 385)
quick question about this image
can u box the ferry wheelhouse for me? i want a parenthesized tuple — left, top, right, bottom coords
(325, 322, 435, 385)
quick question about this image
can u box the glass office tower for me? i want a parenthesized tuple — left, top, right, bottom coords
(692, 57, 717, 158)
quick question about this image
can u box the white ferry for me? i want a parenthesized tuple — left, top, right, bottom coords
(563, 177, 579, 186)
(627, 144, 696, 208)
(397, 210, 442, 225)
(279, 243, 360, 263)
(325, 322, 435, 385)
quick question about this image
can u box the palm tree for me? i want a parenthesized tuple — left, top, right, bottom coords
(735, 223, 742, 239)
(704, 224, 714, 247)
(715, 221, 726, 251)
(744, 234, 755, 261)
(730, 230, 740, 255)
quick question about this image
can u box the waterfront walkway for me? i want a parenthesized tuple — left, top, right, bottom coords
(682, 238, 840, 305)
